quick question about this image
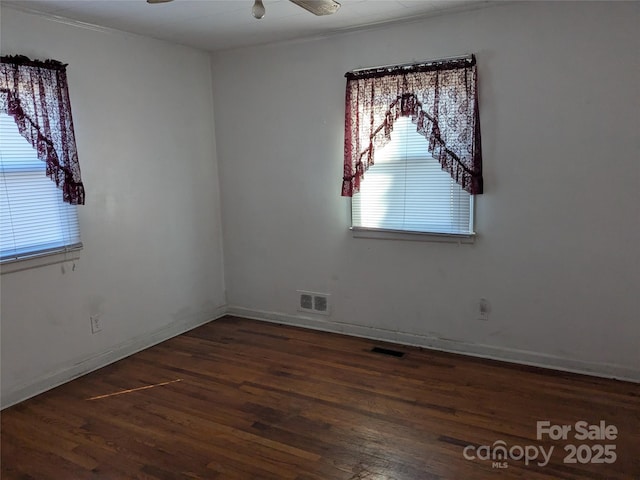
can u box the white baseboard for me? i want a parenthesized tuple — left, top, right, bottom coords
(227, 306, 640, 384)
(4, 304, 637, 409)
(1, 306, 227, 409)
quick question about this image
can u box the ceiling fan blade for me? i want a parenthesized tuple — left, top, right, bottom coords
(289, 0, 341, 16)
(146, 0, 341, 18)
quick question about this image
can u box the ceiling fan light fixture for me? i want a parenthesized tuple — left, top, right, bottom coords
(252, 0, 266, 19)
(289, 0, 341, 16)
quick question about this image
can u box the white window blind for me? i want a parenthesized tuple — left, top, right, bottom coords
(352, 117, 473, 235)
(0, 113, 81, 262)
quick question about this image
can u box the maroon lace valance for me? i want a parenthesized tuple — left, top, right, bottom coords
(1, 55, 85, 205)
(342, 55, 483, 197)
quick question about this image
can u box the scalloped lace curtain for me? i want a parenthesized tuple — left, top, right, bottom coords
(0, 55, 85, 205)
(342, 55, 483, 197)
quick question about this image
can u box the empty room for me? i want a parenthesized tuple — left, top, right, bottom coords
(1, 0, 638, 478)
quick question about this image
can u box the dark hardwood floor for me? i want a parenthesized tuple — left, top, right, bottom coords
(2, 315, 639, 479)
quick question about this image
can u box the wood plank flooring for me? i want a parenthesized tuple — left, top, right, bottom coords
(2, 315, 639, 479)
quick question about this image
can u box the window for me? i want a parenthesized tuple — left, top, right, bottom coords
(352, 117, 473, 235)
(1, 54, 85, 265)
(0, 113, 81, 262)
(342, 55, 483, 240)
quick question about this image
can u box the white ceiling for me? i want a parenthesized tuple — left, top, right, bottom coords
(3, 0, 491, 52)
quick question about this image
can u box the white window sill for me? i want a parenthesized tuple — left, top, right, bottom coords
(350, 227, 475, 244)
(1, 245, 83, 274)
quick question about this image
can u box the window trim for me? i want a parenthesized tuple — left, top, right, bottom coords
(0, 244, 82, 274)
(350, 227, 475, 244)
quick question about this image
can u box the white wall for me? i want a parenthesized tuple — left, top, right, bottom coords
(212, 2, 640, 380)
(1, 8, 226, 406)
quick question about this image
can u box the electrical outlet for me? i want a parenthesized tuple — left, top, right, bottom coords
(90, 315, 102, 334)
(478, 298, 490, 321)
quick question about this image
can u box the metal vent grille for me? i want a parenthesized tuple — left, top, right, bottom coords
(297, 290, 330, 315)
(300, 294, 313, 310)
(314, 295, 328, 312)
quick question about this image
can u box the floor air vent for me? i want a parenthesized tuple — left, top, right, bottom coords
(371, 347, 405, 358)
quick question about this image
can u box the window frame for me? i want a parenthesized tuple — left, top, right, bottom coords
(0, 113, 83, 269)
(342, 55, 482, 243)
(0, 248, 82, 274)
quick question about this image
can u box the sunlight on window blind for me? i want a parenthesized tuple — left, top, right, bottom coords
(0, 113, 81, 261)
(352, 117, 473, 235)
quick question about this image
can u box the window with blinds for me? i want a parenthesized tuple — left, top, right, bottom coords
(0, 113, 81, 262)
(352, 117, 473, 235)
